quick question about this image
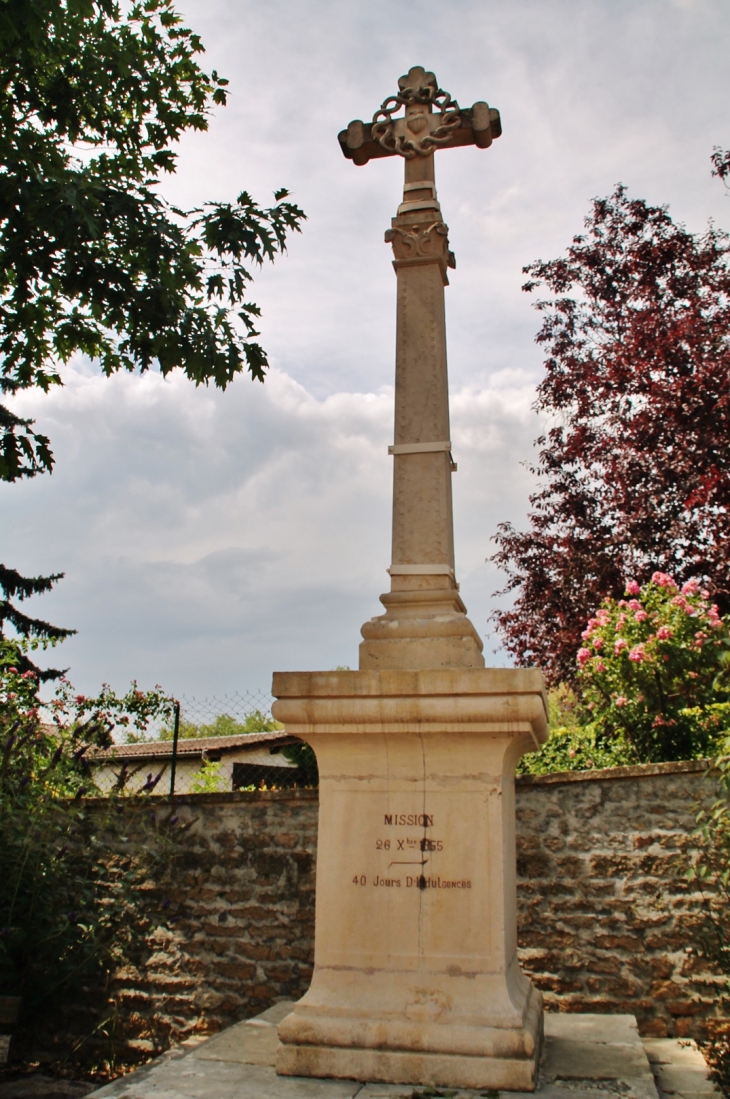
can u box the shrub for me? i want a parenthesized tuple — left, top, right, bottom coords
(519, 683, 636, 775)
(521, 574, 730, 774)
(575, 573, 730, 763)
(687, 735, 730, 1090)
(0, 639, 176, 1058)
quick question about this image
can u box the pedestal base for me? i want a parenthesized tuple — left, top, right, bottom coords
(271, 669, 549, 1092)
(277, 981, 543, 1089)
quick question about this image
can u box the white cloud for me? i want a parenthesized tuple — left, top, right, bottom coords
(3, 363, 537, 693)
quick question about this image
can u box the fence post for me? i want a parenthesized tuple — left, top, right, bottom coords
(170, 700, 181, 796)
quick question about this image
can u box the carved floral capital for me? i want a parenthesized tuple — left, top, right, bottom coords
(385, 220, 457, 278)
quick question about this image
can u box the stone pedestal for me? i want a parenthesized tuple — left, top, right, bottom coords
(272, 668, 548, 1090)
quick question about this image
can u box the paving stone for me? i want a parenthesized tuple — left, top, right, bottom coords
(191, 999, 294, 1065)
(88, 1008, 669, 1099)
(541, 1014, 657, 1099)
(91, 1056, 359, 1099)
(642, 1038, 720, 1099)
(0, 1076, 96, 1099)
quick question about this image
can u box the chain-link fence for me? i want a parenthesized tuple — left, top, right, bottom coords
(92, 690, 318, 796)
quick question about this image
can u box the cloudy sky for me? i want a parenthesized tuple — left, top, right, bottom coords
(3, 0, 729, 700)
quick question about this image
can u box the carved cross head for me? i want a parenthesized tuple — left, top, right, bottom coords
(339, 66, 502, 166)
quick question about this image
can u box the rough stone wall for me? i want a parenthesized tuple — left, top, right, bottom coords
(112, 790, 318, 1052)
(104, 761, 722, 1051)
(515, 759, 724, 1039)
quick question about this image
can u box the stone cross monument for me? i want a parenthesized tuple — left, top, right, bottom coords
(273, 68, 548, 1091)
(350, 66, 496, 672)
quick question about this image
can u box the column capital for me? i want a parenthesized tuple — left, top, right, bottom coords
(385, 217, 456, 284)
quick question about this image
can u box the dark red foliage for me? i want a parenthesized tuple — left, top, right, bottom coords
(711, 146, 730, 185)
(492, 183, 730, 685)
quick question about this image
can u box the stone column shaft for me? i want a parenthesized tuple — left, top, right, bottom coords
(359, 153, 484, 670)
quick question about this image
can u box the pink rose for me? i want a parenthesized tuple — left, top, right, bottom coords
(582, 618, 599, 639)
(595, 659, 606, 672)
(634, 610, 648, 622)
(652, 572, 677, 590)
(671, 594, 691, 612)
(577, 647, 591, 667)
(596, 609, 611, 625)
(681, 579, 700, 595)
(593, 636, 604, 650)
(614, 638, 628, 654)
(625, 580, 641, 595)
(656, 626, 672, 640)
(628, 645, 645, 663)
(616, 613, 627, 628)
(627, 599, 642, 611)
(615, 696, 628, 707)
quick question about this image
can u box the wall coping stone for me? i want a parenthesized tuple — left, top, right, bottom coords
(80, 788, 319, 808)
(516, 757, 712, 787)
(79, 759, 716, 806)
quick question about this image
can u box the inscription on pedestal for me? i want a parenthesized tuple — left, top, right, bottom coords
(347, 808, 473, 892)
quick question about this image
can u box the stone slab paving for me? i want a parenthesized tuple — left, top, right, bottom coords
(642, 1038, 721, 1099)
(85, 1005, 719, 1099)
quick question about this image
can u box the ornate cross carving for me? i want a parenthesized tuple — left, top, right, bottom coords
(339, 66, 501, 166)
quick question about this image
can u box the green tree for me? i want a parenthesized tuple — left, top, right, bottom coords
(0, 0, 304, 480)
(0, 0, 305, 670)
(0, 564, 74, 679)
(157, 709, 281, 741)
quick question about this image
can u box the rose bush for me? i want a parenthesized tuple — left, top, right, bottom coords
(518, 683, 636, 775)
(576, 573, 730, 763)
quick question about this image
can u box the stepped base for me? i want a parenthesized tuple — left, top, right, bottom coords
(277, 983, 543, 1090)
(359, 588, 485, 670)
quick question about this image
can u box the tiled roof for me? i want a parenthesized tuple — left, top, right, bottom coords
(92, 729, 295, 761)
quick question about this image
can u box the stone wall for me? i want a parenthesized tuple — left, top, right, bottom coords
(110, 791, 319, 1054)
(515, 759, 723, 1038)
(104, 760, 722, 1053)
